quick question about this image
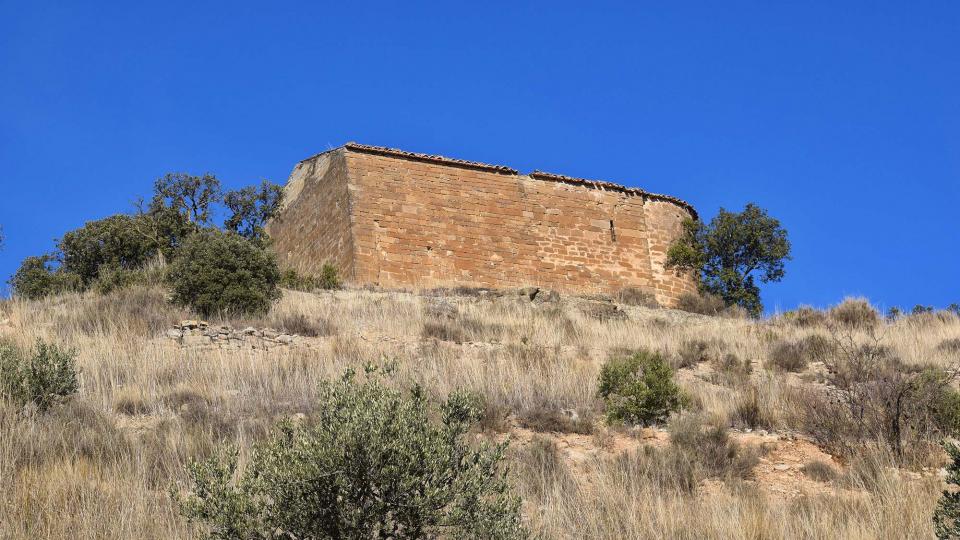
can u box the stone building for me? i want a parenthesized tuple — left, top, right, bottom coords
(267, 143, 697, 307)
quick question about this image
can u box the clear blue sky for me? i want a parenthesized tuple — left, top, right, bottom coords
(1, 1, 957, 312)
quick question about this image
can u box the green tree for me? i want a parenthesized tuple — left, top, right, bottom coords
(151, 172, 222, 227)
(134, 197, 194, 262)
(58, 214, 159, 285)
(167, 229, 281, 317)
(177, 368, 526, 540)
(666, 203, 790, 316)
(8, 255, 80, 300)
(935, 442, 960, 538)
(223, 180, 284, 243)
(597, 350, 685, 426)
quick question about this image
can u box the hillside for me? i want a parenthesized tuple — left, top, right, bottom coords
(1, 286, 959, 538)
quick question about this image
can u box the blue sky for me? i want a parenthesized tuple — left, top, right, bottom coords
(1, 1, 957, 312)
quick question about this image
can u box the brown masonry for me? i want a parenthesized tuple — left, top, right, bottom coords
(267, 143, 698, 306)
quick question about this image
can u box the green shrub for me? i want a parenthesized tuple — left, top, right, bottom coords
(318, 263, 341, 290)
(597, 350, 684, 426)
(168, 230, 281, 317)
(0, 340, 79, 412)
(927, 374, 960, 437)
(279, 264, 341, 292)
(935, 442, 960, 539)
(58, 214, 160, 285)
(93, 266, 145, 294)
(279, 268, 313, 291)
(176, 368, 526, 539)
(93, 264, 167, 295)
(8, 255, 80, 300)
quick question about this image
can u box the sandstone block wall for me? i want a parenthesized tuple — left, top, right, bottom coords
(269, 150, 355, 276)
(267, 143, 698, 306)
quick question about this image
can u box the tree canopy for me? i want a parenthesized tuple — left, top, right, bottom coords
(666, 203, 790, 316)
(223, 180, 284, 243)
(8, 172, 285, 301)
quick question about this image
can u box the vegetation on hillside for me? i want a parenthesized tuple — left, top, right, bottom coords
(168, 230, 282, 317)
(4, 172, 340, 316)
(935, 442, 960, 539)
(178, 367, 525, 539)
(5, 188, 960, 538)
(0, 285, 957, 538)
(597, 350, 685, 426)
(0, 339, 78, 412)
(666, 203, 791, 317)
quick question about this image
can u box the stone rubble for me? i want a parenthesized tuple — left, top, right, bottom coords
(165, 320, 300, 349)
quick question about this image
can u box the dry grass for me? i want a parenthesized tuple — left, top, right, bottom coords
(0, 286, 957, 538)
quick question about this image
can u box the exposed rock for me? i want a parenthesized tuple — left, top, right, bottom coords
(517, 287, 560, 303)
(165, 329, 183, 340)
(518, 287, 540, 301)
(178, 320, 208, 330)
(424, 300, 458, 320)
(182, 335, 211, 347)
(579, 301, 627, 321)
(263, 328, 280, 339)
(534, 289, 560, 303)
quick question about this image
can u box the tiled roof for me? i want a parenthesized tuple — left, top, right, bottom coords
(343, 142, 519, 174)
(529, 171, 697, 218)
(299, 142, 696, 218)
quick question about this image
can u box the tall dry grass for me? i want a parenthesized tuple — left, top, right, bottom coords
(0, 288, 957, 538)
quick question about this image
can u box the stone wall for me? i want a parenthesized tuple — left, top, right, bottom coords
(269, 144, 698, 306)
(268, 151, 355, 278)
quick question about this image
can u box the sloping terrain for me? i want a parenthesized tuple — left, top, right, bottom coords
(1, 287, 957, 538)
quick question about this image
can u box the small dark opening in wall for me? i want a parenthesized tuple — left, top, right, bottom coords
(609, 220, 617, 242)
